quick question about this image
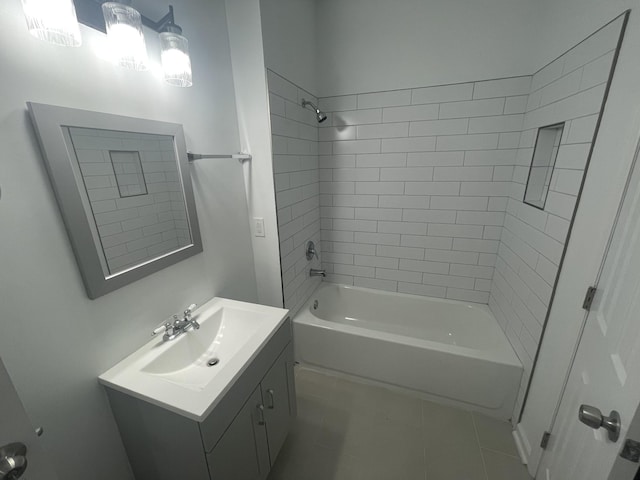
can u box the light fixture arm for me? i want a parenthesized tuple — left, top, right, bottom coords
(75, 1, 182, 34)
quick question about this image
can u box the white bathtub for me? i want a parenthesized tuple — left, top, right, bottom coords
(294, 283, 523, 420)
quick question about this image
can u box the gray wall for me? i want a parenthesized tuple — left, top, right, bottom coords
(0, 0, 257, 479)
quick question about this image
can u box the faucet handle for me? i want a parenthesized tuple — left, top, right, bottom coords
(184, 304, 197, 318)
(152, 315, 179, 336)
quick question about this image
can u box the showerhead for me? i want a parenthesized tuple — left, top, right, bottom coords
(302, 99, 328, 124)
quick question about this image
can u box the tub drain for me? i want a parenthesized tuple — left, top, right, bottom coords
(207, 358, 220, 367)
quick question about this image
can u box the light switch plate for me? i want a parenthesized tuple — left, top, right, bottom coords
(254, 218, 265, 237)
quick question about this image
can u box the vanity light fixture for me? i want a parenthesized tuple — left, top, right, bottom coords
(102, 1, 148, 71)
(158, 8, 192, 87)
(20, 0, 82, 47)
(20, 0, 194, 87)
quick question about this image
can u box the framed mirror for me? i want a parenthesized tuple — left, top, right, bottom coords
(524, 122, 565, 210)
(28, 102, 202, 299)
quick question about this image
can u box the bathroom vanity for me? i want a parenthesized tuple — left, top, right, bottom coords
(99, 298, 294, 480)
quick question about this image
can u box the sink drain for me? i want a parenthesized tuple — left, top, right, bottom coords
(207, 358, 220, 367)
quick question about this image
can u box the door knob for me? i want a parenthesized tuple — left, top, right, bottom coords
(578, 404, 621, 442)
(0, 443, 27, 480)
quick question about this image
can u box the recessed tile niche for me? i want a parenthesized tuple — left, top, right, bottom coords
(524, 123, 565, 209)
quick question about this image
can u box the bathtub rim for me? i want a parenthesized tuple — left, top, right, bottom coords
(296, 281, 522, 369)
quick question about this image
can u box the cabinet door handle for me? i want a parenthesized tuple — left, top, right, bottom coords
(256, 404, 265, 425)
(266, 389, 275, 409)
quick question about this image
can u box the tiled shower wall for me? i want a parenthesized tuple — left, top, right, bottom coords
(267, 70, 323, 313)
(489, 17, 624, 418)
(317, 77, 531, 303)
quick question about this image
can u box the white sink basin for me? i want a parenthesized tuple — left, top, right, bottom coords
(99, 297, 289, 421)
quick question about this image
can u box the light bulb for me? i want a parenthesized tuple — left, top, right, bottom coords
(160, 31, 193, 87)
(102, 2, 148, 71)
(21, 0, 82, 47)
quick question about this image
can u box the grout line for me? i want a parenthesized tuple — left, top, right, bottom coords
(471, 412, 491, 480)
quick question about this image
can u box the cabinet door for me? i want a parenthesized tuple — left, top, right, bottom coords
(207, 386, 270, 480)
(261, 347, 295, 465)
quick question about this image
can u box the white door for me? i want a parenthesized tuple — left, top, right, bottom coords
(538, 146, 640, 480)
(0, 359, 57, 479)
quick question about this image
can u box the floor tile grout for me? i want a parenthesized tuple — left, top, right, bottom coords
(471, 411, 491, 480)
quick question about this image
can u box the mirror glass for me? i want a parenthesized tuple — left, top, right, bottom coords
(28, 103, 202, 298)
(524, 123, 565, 209)
(67, 127, 192, 275)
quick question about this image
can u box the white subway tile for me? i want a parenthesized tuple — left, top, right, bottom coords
(319, 95, 357, 112)
(325, 274, 354, 285)
(567, 115, 598, 144)
(333, 194, 379, 207)
(426, 249, 478, 265)
(333, 139, 381, 155)
(356, 153, 407, 167)
(440, 98, 505, 119)
(479, 253, 497, 266)
(498, 133, 522, 150)
(382, 136, 437, 153)
(355, 277, 398, 292)
(356, 182, 405, 195)
(322, 230, 355, 243)
(539, 69, 582, 107)
(411, 83, 474, 104)
(555, 144, 590, 170)
(379, 195, 430, 209)
(436, 134, 499, 151)
(398, 282, 447, 298)
(334, 264, 375, 278)
(473, 77, 531, 99)
(401, 235, 453, 249)
(320, 206, 355, 219)
(332, 108, 383, 126)
(488, 197, 508, 211)
(545, 214, 570, 242)
(409, 119, 468, 137)
(358, 90, 411, 109)
(355, 255, 399, 269)
(450, 264, 494, 279)
(333, 242, 377, 255)
(378, 221, 427, 235)
(429, 196, 488, 211)
(456, 211, 505, 226)
(323, 252, 354, 264)
(460, 182, 511, 196)
(493, 166, 514, 181)
(484, 226, 503, 240)
(376, 245, 425, 260)
(504, 96, 529, 114)
(551, 169, 583, 195)
(383, 104, 439, 123)
(468, 115, 524, 134)
(333, 219, 377, 232)
(453, 238, 499, 253)
(355, 208, 402, 221)
(407, 152, 465, 167)
(545, 191, 577, 219)
(428, 223, 483, 238)
(376, 268, 422, 283)
(357, 122, 409, 139)
(399, 259, 450, 274)
(319, 126, 356, 142)
(404, 182, 460, 196)
(319, 181, 354, 195)
(531, 57, 565, 92)
(446, 288, 490, 303)
(421, 273, 475, 289)
(333, 168, 380, 182)
(354, 232, 401, 246)
(434, 166, 493, 181)
(381, 167, 433, 181)
(402, 209, 457, 223)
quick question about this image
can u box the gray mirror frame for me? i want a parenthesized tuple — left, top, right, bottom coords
(27, 102, 203, 299)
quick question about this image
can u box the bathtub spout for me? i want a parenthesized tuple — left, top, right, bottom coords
(310, 269, 326, 277)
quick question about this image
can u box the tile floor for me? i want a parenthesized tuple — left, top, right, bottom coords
(268, 367, 532, 480)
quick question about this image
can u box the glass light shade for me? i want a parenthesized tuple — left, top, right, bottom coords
(21, 0, 82, 47)
(102, 2, 148, 71)
(160, 31, 193, 87)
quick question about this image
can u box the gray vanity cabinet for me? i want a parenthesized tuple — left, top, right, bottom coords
(206, 347, 295, 480)
(104, 319, 295, 480)
(206, 386, 270, 480)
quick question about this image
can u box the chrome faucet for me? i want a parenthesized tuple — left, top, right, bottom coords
(310, 269, 326, 277)
(152, 304, 200, 342)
